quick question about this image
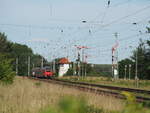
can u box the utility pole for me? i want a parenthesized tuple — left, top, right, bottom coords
(78, 53, 81, 77)
(135, 50, 138, 80)
(73, 61, 74, 75)
(129, 46, 139, 86)
(33, 63, 35, 69)
(84, 64, 86, 77)
(112, 55, 114, 78)
(115, 33, 119, 79)
(112, 32, 119, 79)
(124, 65, 127, 80)
(82, 49, 84, 77)
(135, 50, 139, 87)
(16, 57, 18, 76)
(84, 55, 87, 77)
(82, 46, 89, 77)
(73, 48, 77, 76)
(75, 45, 89, 77)
(28, 56, 30, 76)
(50, 57, 53, 72)
(75, 45, 81, 77)
(41, 57, 44, 69)
(129, 64, 131, 80)
(53, 59, 55, 73)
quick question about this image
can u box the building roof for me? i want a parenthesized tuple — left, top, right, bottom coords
(59, 58, 70, 64)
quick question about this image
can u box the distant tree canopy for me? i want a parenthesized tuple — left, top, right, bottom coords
(10, 43, 46, 75)
(0, 33, 13, 53)
(119, 39, 150, 80)
(119, 26, 150, 80)
(0, 32, 46, 83)
(0, 33, 15, 83)
(0, 53, 15, 84)
(91, 64, 112, 77)
(118, 58, 134, 79)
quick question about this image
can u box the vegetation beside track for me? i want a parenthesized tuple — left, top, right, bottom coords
(0, 77, 150, 113)
(0, 76, 125, 113)
(58, 76, 150, 90)
(0, 32, 46, 84)
(40, 92, 150, 113)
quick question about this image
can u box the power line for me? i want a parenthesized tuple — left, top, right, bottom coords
(53, 3, 150, 48)
(46, 0, 136, 43)
(82, 15, 150, 49)
(0, 4, 149, 40)
(88, 31, 149, 53)
(90, 0, 133, 22)
(78, 4, 150, 46)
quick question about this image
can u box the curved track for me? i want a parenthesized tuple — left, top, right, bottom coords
(54, 79, 150, 95)
(29, 77, 150, 103)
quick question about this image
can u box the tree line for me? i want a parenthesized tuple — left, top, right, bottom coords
(118, 26, 150, 80)
(119, 39, 150, 80)
(0, 32, 45, 83)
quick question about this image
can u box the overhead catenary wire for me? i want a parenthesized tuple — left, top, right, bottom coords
(1, 2, 149, 41)
(78, 4, 150, 47)
(89, 31, 149, 53)
(7, 25, 148, 61)
(90, 0, 133, 22)
(49, 3, 150, 63)
(55, 2, 150, 47)
(0, 0, 149, 64)
(82, 15, 150, 46)
(46, 0, 136, 43)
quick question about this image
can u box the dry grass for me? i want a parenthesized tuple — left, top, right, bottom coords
(60, 76, 150, 90)
(0, 76, 124, 113)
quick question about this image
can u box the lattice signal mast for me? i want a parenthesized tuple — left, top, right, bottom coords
(75, 45, 89, 62)
(112, 33, 119, 79)
(74, 45, 89, 77)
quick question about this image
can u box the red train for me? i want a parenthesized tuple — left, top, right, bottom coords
(32, 67, 54, 78)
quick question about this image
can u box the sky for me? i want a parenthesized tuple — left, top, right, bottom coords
(0, 0, 150, 64)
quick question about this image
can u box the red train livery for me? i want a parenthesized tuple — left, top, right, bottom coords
(32, 67, 54, 78)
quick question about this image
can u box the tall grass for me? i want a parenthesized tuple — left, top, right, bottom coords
(60, 76, 150, 90)
(39, 96, 104, 113)
(114, 92, 150, 113)
(0, 76, 123, 113)
(40, 92, 150, 113)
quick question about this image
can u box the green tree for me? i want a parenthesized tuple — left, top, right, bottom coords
(144, 40, 150, 79)
(0, 33, 15, 83)
(0, 54, 15, 83)
(11, 43, 33, 75)
(0, 32, 47, 77)
(118, 58, 134, 79)
(131, 39, 147, 79)
(11, 43, 47, 76)
(0, 33, 13, 53)
(119, 39, 150, 80)
(31, 54, 44, 67)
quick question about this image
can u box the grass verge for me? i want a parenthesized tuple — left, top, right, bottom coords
(0, 76, 124, 113)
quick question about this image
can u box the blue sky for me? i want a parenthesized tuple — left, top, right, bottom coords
(0, 0, 150, 64)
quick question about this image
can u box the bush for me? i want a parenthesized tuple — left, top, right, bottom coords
(35, 82, 42, 87)
(39, 92, 150, 113)
(65, 68, 73, 76)
(39, 96, 104, 113)
(0, 54, 15, 84)
(113, 92, 150, 113)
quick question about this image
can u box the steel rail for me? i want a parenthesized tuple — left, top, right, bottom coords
(29, 77, 150, 103)
(53, 79, 150, 95)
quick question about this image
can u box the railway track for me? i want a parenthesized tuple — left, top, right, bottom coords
(29, 77, 150, 103)
(53, 78, 150, 95)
